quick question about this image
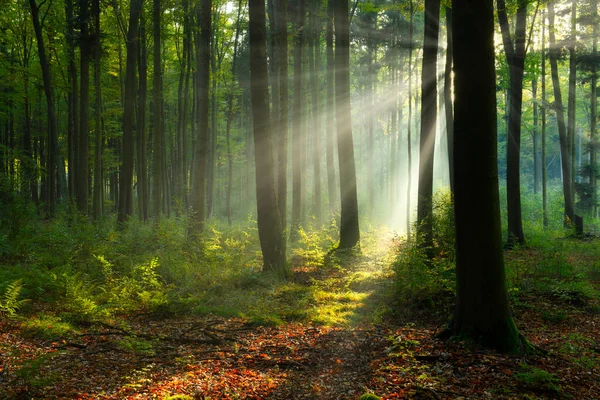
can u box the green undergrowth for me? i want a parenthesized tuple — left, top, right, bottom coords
(0, 210, 395, 333)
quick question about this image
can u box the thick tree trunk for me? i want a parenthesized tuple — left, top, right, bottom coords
(248, 0, 287, 273)
(65, 0, 79, 202)
(406, 0, 414, 239)
(334, 0, 360, 249)
(497, 0, 526, 246)
(117, 0, 143, 224)
(452, 0, 524, 353)
(276, 0, 289, 231)
(310, 0, 322, 227)
(417, 0, 440, 254)
(138, 13, 149, 221)
(78, 0, 91, 214)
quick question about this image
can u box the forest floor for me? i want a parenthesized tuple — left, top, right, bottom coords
(1, 237, 600, 399)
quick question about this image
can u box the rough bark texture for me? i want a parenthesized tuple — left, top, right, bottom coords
(334, 0, 360, 249)
(248, 0, 287, 273)
(417, 0, 440, 254)
(452, 0, 523, 353)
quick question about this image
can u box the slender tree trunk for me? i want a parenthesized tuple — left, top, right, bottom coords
(65, 0, 79, 203)
(248, 0, 287, 273)
(497, 0, 527, 246)
(291, 0, 306, 240)
(153, 0, 163, 218)
(326, 0, 337, 218)
(117, 0, 143, 224)
(541, 9, 548, 228)
(417, 0, 440, 254)
(548, 2, 575, 225)
(92, 0, 103, 219)
(532, 78, 539, 194)
(78, 0, 91, 214)
(452, 0, 524, 353)
(567, 0, 577, 192)
(591, 0, 598, 216)
(189, 0, 211, 235)
(406, 0, 414, 239)
(310, 0, 322, 226)
(137, 13, 149, 221)
(276, 0, 289, 231)
(334, 0, 360, 248)
(444, 6, 454, 193)
(29, 0, 59, 215)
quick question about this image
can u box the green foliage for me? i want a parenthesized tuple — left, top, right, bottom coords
(359, 393, 382, 400)
(0, 279, 28, 318)
(515, 364, 561, 393)
(21, 313, 76, 339)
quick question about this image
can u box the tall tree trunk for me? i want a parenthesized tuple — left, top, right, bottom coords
(65, 0, 79, 203)
(276, 0, 289, 231)
(591, 0, 598, 216)
(417, 0, 440, 254)
(29, 0, 59, 215)
(189, 0, 211, 235)
(406, 0, 414, 239)
(548, 2, 575, 225)
(452, 0, 524, 353)
(291, 0, 306, 240)
(334, 0, 360, 248)
(137, 13, 149, 221)
(117, 0, 144, 224)
(567, 0, 577, 193)
(541, 9, 548, 228)
(533, 78, 540, 194)
(310, 0, 322, 226)
(153, 0, 163, 219)
(444, 6, 454, 193)
(248, 0, 287, 273)
(92, 0, 103, 219)
(326, 0, 337, 219)
(78, 0, 91, 214)
(497, 0, 527, 246)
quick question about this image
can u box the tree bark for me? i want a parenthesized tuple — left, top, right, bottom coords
(117, 0, 143, 224)
(334, 0, 360, 249)
(417, 0, 440, 254)
(248, 0, 287, 273)
(444, 6, 454, 194)
(92, 0, 103, 219)
(326, 0, 337, 219)
(452, 0, 524, 353)
(548, 2, 575, 225)
(153, 0, 163, 218)
(497, 0, 526, 246)
(310, 0, 322, 227)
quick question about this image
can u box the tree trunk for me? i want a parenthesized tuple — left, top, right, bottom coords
(78, 0, 91, 215)
(406, 0, 414, 239)
(117, 0, 143, 224)
(444, 6, 454, 194)
(92, 0, 103, 219)
(29, 0, 59, 215)
(189, 0, 211, 235)
(248, 0, 287, 273)
(326, 0, 337, 219)
(153, 0, 163, 219)
(291, 0, 306, 240)
(548, 2, 575, 225)
(452, 0, 524, 353)
(417, 0, 440, 254)
(591, 0, 598, 216)
(276, 0, 289, 231)
(310, 0, 322, 227)
(65, 0, 79, 203)
(137, 13, 149, 221)
(541, 9, 548, 228)
(567, 0, 577, 194)
(532, 79, 539, 194)
(497, 0, 526, 246)
(334, 0, 360, 249)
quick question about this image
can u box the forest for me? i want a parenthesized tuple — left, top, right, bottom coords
(0, 0, 599, 398)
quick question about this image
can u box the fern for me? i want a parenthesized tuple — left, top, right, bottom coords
(0, 279, 28, 317)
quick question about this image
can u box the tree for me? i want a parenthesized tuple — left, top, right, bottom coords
(78, 0, 91, 215)
(334, 0, 360, 249)
(417, 0, 439, 254)
(189, 0, 211, 235)
(29, 0, 59, 214)
(153, 0, 164, 218)
(451, 0, 525, 353)
(117, 0, 144, 224)
(92, 0, 103, 219)
(547, 2, 575, 227)
(248, 0, 287, 273)
(310, 0, 322, 226)
(443, 6, 453, 193)
(325, 0, 337, 218)
(497, 0, 527, 246)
